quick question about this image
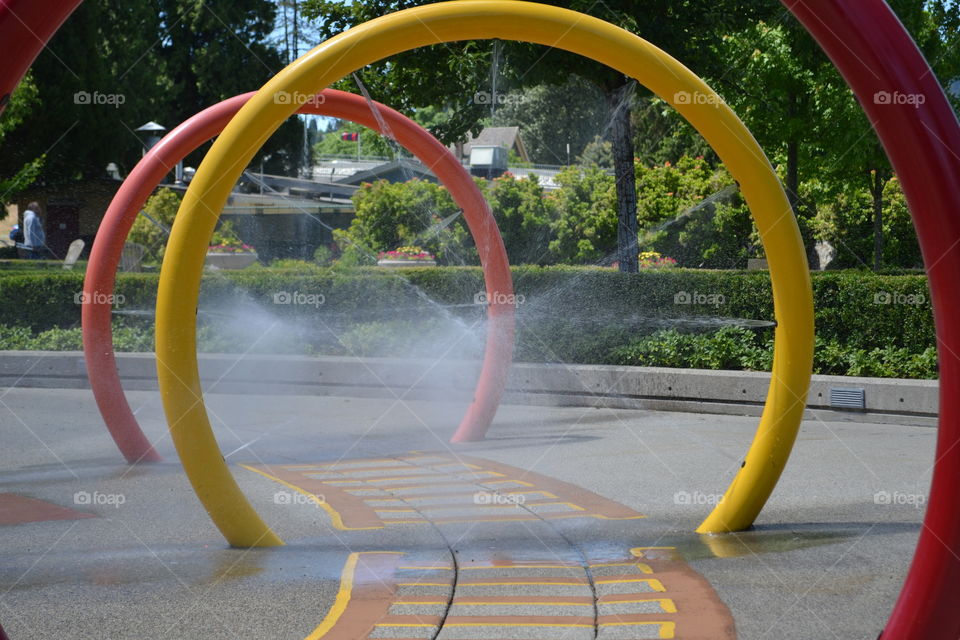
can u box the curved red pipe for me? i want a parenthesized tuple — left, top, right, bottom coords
(81, 90, 514, 463)
(14, 0, 960, 633)
(0, 0, 82, 114)
(784, 1, 960, 637)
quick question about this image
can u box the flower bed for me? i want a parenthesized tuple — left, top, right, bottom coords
(377, 246, 436, 267)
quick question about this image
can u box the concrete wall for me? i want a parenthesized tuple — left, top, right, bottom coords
(0, 351, 938, 427)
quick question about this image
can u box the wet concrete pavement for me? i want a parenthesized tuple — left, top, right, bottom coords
(0, 387, 933, 639)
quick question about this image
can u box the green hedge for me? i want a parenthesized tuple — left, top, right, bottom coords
(609, 326, 938, 378)
(0, 266, 935, 365)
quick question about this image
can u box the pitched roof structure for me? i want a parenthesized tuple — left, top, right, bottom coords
(454, 126, 530, 163)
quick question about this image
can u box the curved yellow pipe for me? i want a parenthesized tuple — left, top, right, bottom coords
(155, 0, 813, 546)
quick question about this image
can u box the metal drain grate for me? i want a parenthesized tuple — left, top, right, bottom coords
(829, 387, 866, 410)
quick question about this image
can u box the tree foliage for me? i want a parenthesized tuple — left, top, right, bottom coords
(0, 0, 303, 184)
(128, 187, 181, 262)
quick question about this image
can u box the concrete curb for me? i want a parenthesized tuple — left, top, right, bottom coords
(0, 350, 938, 427)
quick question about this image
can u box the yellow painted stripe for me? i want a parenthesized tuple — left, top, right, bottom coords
(451, 601, 593, 606)
(596, 578, 666, 589)
(486, 479, 534, 487)
(443, 623, 592, 628)
(600, 598, 677, 613)
(303, 551, 404, 640)
(239, 464, 383, 531)
(381, 513, 646, 524)
(630, 547, 676, 558)
(599, 621, 676, 639)
(428, 462, 482, 469)
(386, 517, 543, 525)
(589, 561, 654, 573)
(460, 581, 586, 586)
(459, 564, 581, 570)
(379, 483, 475, 491)
(421, 503, 578, 512)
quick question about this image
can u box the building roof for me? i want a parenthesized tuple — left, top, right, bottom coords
(335, 158, 437, 185)
(455, 126, 529, 163)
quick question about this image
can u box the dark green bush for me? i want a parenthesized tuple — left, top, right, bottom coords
(609, 327, 937, 379)
(0, 266, 937, 378)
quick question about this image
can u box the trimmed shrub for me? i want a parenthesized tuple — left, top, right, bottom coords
(0, 266, 937, 378)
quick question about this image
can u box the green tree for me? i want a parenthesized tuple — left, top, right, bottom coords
(0, 0, 303, 182)
(711, 3, 960, 271)
(634, 156, 755, 268)
(490, 76, 606, 165)
(487, 172, 558, 264)
(128, 187, 181, 263)
(0, 73, 45, 212)
(578, 136, 613, 169)
(338, 178, 476, 265)
(301, 0, 777, 274)
(313, 122, 395, 159)
(548, 166, 618, 264)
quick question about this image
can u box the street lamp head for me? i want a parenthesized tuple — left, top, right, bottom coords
(135, 121, 166, 133)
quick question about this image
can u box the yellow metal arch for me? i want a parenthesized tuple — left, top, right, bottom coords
(155, 0, 814, 546)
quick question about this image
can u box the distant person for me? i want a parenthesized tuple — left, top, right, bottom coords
(17, 202, 46, 259)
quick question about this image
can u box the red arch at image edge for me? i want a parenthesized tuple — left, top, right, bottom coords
(782, 1, 960, 637)
(4, 0, 960, 637)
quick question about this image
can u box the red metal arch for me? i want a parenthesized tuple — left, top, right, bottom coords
(80, 89, 515, 463)
(3, 0, 960, 636)
(782, 2, 960, 637)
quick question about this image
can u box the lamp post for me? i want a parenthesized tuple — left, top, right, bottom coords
(135, 121, 166, 154)
(136, 121, 184, 183)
